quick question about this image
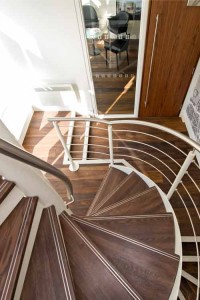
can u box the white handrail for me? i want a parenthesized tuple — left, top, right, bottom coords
(48, 117, 200, 153)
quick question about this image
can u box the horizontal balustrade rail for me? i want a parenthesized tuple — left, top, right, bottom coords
(48, 117, 200, 152)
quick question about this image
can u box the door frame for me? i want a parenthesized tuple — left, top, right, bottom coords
(75, 0, 150, 118)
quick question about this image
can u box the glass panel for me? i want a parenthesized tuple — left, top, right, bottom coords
(82, 0, 142, 115)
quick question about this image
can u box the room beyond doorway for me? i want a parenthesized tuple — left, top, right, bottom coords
(81, 0, 142, 116)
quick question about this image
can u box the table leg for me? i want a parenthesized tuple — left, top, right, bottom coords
(91, 39, 100, 56)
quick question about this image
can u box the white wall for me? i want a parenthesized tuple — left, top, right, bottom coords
(0, 0, 94, 141)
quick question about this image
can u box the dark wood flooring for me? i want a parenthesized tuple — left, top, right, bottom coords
(88, 38, 139, 114)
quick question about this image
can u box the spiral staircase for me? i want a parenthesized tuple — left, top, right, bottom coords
(0, 164, 180, 300)
(0, 116, 200, 300)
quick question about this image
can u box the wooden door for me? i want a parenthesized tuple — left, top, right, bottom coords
(139, 0, 200, 117)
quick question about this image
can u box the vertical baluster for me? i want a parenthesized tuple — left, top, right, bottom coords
(53, 121, 79, 172)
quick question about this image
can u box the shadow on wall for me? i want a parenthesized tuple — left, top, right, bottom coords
(0, 13, 45, 141)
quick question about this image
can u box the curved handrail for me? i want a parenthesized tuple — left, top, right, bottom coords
(0, 138, 74, 205)
(48, 117, 200, 153)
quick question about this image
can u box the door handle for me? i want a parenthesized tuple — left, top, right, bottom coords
(145, 14, 159, 107)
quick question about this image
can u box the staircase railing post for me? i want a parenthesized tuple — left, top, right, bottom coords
(108, 124, 114, 166)
(53, 121, 79, 172)
(167, 149, 196, 200)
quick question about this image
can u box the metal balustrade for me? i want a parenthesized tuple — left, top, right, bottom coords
(48, 116, 200, 300)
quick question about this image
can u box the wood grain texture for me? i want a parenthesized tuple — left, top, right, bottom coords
(93, 187, 165, 217)
(0, 197, 38, 300)
(22, 112, 199, 235)
(180, 277, 197, 300)
(139, 0, 200, 116)
(76, 218, 179, 300)
(60, 212, 142, 300)
(0, 176, 15, 204)
(87, 167, 127, 216)
(91, 171, 149, 214)
(21, 206, 76, 300)
(89, 38, 139, 114)
(79, 213, 176, 254)
(182, 262, 198, 278)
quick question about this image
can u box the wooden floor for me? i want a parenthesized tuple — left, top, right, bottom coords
(23, 112, 199, 222)
(88, 38, 139, 114)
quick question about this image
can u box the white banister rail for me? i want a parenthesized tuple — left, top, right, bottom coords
(167, 150, 196, 200)
(52, 121, 79, 171)
(48, 117, 200, 153)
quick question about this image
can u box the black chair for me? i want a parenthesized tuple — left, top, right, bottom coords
(104, 39, 129, 70)
(82, 5, 99, 29)
(107, 11, 130, 37)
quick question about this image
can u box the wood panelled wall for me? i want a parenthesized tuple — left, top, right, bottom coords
(139, 0, 200, 117)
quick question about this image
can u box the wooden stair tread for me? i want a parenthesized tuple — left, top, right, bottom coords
(0, 196, 38, 300)
(93, 187, 166, 216)
(87, 167, 127, 216)
(79, 213, 176, 254)
(21, 206, 76, 300)
(91, 171, 148, 215)
(97, 171, 149, 212)
(0, 176, 15, 204)
(76, 219, 180, 300)
(60, 212, 143, 300)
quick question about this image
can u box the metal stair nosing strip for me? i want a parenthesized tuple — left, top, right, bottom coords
(94, 172, 149, 214)
(91, 187, 162, 217)
(87, 167, 127, 216)
(21, 206, 76, 300)
(83, 213, 172, 221)
(86, 167, 112, 216)
(47, 207, 76, 300)
(60, 212, 143, 300)
(80, 213, 175, 253)
(90, 170, 138, 215)
(0, 179, 15, 204)
(0, 197, 37, 300)
(72, 216, 179, 262)
(74, 216, 180, 300)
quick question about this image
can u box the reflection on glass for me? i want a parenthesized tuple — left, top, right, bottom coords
(82, 0, 142, 115)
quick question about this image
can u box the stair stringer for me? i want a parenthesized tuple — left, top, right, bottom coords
(103, 163, 183, 300)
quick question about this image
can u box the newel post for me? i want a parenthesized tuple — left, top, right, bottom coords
(167, 149, 196, 200)
(53, 121, 79, 172)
